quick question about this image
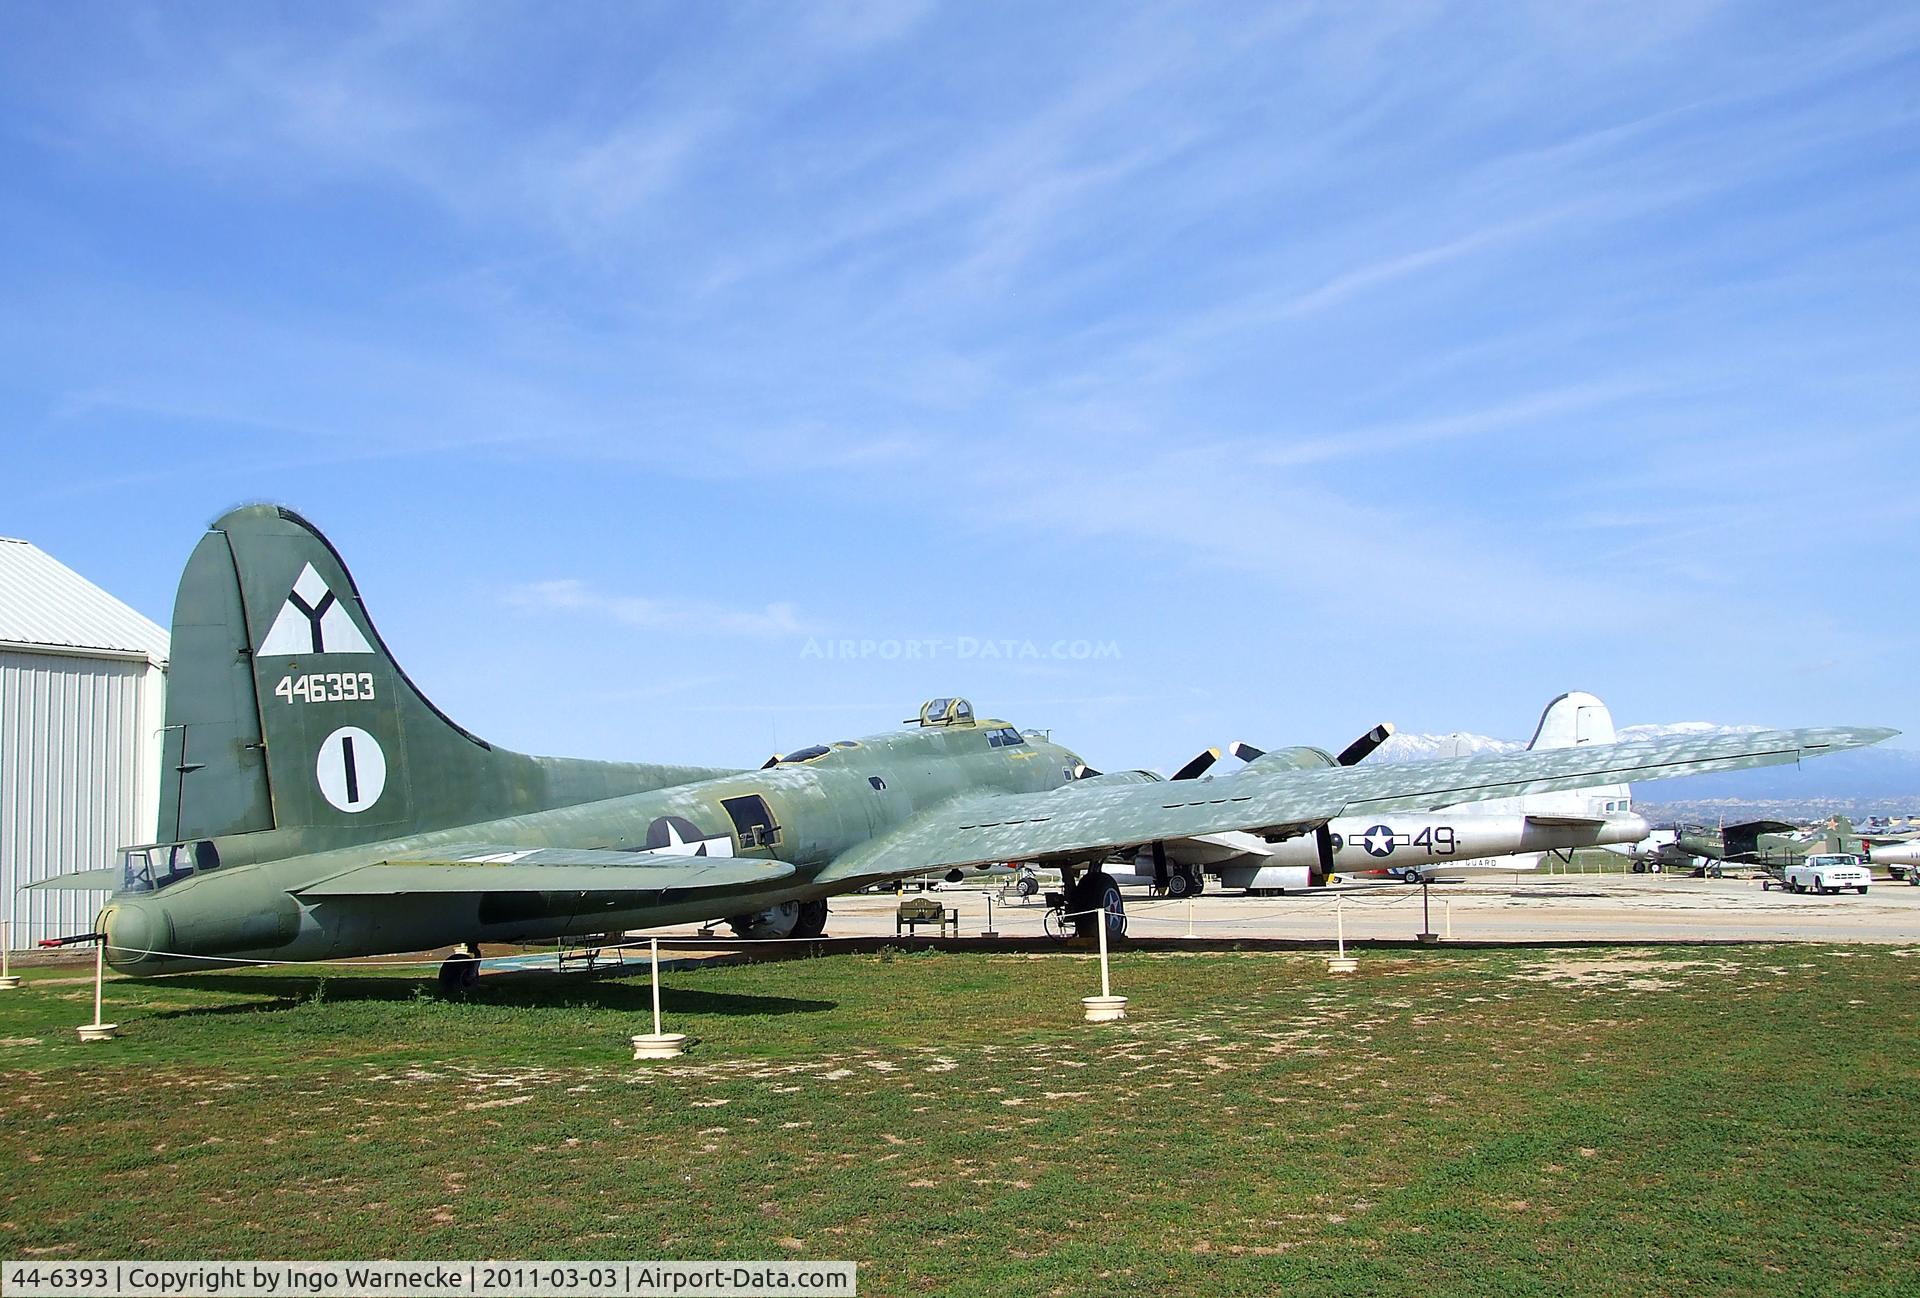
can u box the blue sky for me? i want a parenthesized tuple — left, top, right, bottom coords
(2, 2, 1915, 771)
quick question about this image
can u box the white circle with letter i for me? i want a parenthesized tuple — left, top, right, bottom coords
(316, 726, 387, 812)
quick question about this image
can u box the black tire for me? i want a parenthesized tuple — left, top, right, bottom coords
(1632, 862, 1647, 874)
(1858, 886, 1869, 895)
(1016, 874, 1039, 898)
(1165, 871, 1193, 899)
(437, 951, 480, 994)
(791, 898, 829, 940)
(727, 901, 801, 940)
(1071, 872, 1126, 941)
(1648, 862, 1662, 874)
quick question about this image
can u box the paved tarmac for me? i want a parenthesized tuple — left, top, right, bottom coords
(645, 871, 1920, 948)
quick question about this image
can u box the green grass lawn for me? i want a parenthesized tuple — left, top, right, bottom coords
(2, 944, 1915, 1296)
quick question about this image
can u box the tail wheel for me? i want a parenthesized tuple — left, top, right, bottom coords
(437, 945, 480, 994)
(791, 899, 829, 940)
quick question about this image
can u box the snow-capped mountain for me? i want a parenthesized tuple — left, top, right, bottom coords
(1373, 722, 1919, 809)
(1373, 721, 1766, 763)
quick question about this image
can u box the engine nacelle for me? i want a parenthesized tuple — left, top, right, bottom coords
(1213, 864, 1315, 892)
(1062, 769, 1165, 789)
(1242, 746, 1337, 771)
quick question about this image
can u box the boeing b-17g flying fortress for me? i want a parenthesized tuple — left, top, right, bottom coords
(27, 506, 1899, 991)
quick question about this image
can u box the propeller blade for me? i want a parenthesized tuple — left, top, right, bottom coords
(1227, 740, 1265, 763)
(1313, 822, 1336, 885)
(1334, 722, 1395, 767)
(1171, 746, 1222, 780)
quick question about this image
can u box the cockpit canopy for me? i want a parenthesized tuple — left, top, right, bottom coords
(121, 840, 219, 893)
(914, 697, 975, 727)
(767, 739, 862, 766)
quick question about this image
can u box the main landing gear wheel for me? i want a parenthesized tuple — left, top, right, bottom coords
(791, 899, 829, 940)
(727, 901, 802, 940)
(1165, 871, 1194, 899)
(437, 943, 481, 994)
(1070, 872, 1127, 942)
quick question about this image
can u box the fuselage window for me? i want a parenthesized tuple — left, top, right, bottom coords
(988, 726, 1026, 748)
(869, 776, 886, 791)
(780, 744, 831, 764)
(722, 794, 782, 849)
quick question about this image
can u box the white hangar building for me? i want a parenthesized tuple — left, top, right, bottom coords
(1, 537, 168, 951)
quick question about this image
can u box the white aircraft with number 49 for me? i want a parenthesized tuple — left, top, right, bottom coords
(1107, 693, 1646, 894)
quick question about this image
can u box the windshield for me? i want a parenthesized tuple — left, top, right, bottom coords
(1806, 854, 1856, 867)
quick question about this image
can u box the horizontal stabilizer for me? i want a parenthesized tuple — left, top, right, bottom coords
(298, 848, 795, 897)
(1722, 819, 1798, 837)
(22, 867, 122, 892)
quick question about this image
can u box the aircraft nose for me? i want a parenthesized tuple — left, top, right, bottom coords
(102, 899, 173, 969)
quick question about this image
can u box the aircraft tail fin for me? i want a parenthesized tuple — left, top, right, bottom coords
(1527, 691, 1617, 750)
(1518, 691, 1629, 817)
(158, 505, 730, 852)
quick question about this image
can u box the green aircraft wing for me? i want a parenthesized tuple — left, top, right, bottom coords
(817, 724, 1895, 888)
(298, 847, 796, 897)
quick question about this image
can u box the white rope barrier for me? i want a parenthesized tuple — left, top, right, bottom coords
(1, 884, 1455, 973)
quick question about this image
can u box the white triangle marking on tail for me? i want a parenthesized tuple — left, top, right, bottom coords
(259, 563, 374, 655)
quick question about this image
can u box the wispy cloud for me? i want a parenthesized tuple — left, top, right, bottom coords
(507, 578, 817, 638)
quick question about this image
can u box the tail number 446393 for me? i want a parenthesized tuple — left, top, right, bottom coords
(275, 672, 375, 704)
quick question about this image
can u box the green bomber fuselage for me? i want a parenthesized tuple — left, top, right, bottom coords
(102, 719, 1082, 972)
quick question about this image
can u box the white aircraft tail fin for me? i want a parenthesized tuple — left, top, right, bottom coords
(1528, 691, 1617, 750)
(1521, 691, 1630, 817)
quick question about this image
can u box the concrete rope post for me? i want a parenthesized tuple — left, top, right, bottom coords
(1327, 896, 1357, 973)
(1081, 897, 1127, 1022)
(0, 919, 20, 990)
(76, 937, 117, 1041)
(631, 936, 689, 1059)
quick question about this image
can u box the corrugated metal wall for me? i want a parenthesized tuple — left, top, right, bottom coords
(2, 649, 152, 948)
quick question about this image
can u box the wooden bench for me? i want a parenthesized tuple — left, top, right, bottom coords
(895, 897, 959, 938)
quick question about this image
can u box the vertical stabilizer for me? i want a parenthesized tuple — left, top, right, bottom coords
(1521, 691, 1630, 817)
(156, 505, 735, 855)
(1528, 691, 1617, 750)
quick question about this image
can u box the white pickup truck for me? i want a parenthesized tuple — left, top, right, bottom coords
(1767, 853, 1872, 895)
